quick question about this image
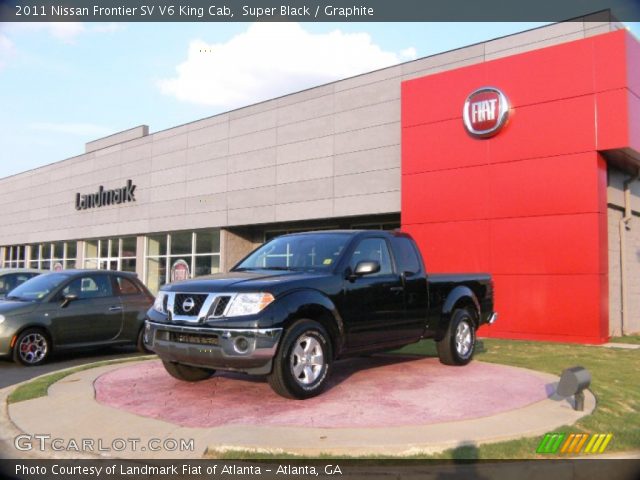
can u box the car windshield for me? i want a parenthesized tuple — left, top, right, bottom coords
(234, 233, 351, 272)
(6, 273, 70, 302)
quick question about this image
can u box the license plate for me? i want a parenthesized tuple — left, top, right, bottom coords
(169, 332, 219, 346)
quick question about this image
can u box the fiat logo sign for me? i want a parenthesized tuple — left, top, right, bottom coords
(463, 87, 510, 138)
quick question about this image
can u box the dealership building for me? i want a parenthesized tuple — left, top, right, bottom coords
(1, 16, 639, 343)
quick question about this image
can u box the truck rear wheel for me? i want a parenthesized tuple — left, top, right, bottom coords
(436, 307, 476, 366)
(268, 319, 332, 399)
(162, 360, 215, 382)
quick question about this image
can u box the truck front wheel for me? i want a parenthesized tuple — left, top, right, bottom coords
(436, 308, 476, 366)
(162, 360, 215, 382)
(268, 319, 332, 399)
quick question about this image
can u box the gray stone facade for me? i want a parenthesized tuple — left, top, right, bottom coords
(0, 17, 621, 248)
(607, 167, 640, 335)
(1, 15, 636, 317)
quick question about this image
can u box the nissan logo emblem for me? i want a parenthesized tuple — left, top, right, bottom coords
(182, 297, 196, 313)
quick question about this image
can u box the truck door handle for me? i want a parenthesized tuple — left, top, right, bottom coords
(108, 306, 123, 312)
(390, 286, 404, 292)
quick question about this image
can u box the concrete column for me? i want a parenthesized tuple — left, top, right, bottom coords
(136, 236, 146, 281)
(0, 246, 5, 268)
(24, 245, 32, 267)
(72, 241, 82, 269)
(221, 228, 261, 272)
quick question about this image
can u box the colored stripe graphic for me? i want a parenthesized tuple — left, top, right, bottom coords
(539, 433, 613, 455)
(560, 434, 575, 453)
(574, 434, 589, 453)
(598, 434, 613, 453)
(563, 433, 588, 453)
(584, 433, 613, 454)
(537, 433, 566, 453)
(584, 434, 598, 453)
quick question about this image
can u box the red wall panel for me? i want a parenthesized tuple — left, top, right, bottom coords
(402, 166, 490, 224)
(488, 38, 595, 107)
(487, 95, 596, 164)
(489, 214, 603, 275)
(404, 222, 490, 273)
(403, 119, 489, 174)
(489, 274, 605, 341)
(402, 64, 487, 128)
(627, 32, 640, 99)
(629, 88, 640, 153)
(596, 89, 630, 150)
(594, 30, 628, 93)
(488, 152, 601, 218)
(401, 31, 636, 344)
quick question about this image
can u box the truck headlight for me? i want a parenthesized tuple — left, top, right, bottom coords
(225, 293, 275, 317)
(152, 292, 167, 313)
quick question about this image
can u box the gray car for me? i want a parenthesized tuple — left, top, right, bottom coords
(0, 270, 154, 366)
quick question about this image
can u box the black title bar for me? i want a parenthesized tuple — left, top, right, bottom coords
(1, 0, 640, 22)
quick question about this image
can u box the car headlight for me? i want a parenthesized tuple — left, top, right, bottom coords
(0, 314, 5, 325)
(225, 293, 275, 317)
(152, 292, 167, 313)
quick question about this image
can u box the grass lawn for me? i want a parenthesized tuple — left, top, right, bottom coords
(609, 335, 640, 345)
(7, 356, 152, 404)
(210, 338, 639, 460)
(407, 338, 640, 459)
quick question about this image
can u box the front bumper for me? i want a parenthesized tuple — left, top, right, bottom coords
(0, 323, 19, 357)
(144, 321, 282, 375)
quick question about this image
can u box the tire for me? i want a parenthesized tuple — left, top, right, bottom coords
(268, 319, 332, 400)
(162, 360, 215, 382)
(436, 307, 476, 366)
(136, 326, 152, 354)
(13, 328, 51, 366)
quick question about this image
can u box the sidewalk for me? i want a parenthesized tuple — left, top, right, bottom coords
(0, 358, 597, 459)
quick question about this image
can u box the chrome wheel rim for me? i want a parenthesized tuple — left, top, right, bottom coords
(19, 333, 48, 364)
(455, 321, 473, 358)
(291, 335, 325, 385)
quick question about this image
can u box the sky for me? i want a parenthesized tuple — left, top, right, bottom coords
(0, 21, 639, 179)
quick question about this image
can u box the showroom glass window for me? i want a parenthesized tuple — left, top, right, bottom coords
(2, 245, 26, 268)
(29, 242, 77, 270)
(83, 237, 137, 272)
(5, 242, 76, 270)
(145, 230, 221, 293)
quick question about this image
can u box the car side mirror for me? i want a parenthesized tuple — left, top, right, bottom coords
(60, 294, 77, 308)
(354, 260, 380, 277)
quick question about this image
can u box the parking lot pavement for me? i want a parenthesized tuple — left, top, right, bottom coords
(0, 347, 145, 388)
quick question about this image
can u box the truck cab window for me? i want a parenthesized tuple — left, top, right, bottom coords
(395, 237, 422, 275)
(349, 238, 393, 275)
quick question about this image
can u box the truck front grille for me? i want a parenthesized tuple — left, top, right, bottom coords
(212, 295, 232, 317)
(173, 294, 208, 316)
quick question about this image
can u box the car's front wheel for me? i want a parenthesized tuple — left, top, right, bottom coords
(13, 328, 51, 366)
(268, 319, 332, 399)
(162, 361, 215, 382)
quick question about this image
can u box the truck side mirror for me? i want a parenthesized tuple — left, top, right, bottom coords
(354, 260, 380, 277)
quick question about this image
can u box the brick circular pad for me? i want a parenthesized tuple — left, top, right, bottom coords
(95, 356, 550, 429)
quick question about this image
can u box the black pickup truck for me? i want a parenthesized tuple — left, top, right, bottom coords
(144, 230, 496, 399)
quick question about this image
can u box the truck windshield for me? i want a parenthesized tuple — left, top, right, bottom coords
(233, 233, 350, 272)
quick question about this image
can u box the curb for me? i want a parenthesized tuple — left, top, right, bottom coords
(1, 359, 596, 459)
(0, 357, 156, 460)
